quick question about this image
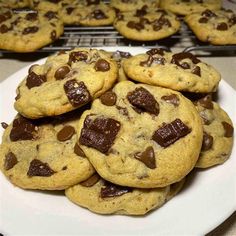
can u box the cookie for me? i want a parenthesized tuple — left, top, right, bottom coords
(194, 95, 234, 168)
(77, 81, 203, 188)
(65, 172, 185, 215)
(110, 0, 160, 12)
(160, 0, 221, 16)
(0, 111, 95, 190)
(123, 48, 221, 93)
(0, 0, 29, 8)
(14, 48, 118, 119)
(0, 8, 64, 52)
(185, 9, 236, 45)
(113, 8, 180, 41)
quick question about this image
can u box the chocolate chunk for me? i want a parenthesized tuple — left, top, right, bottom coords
(68, 51, 88, 65)
(80, 173, 100, 187)
(202, 9, 217, 18)
(10, 116, 37, 141)
(62, 166, 67, 170)
(91, 9, 107, 19)
(216, 22, 228, 31)
(27, 159, 55, 177)
(100, 91, 117, 106)
(222, 121, 234, 137)
(140, 55, 154, 67)
(116, 105, 129, 117)
(112, 50, 132, 59)
(64, 80, 91, 107)
(152, 16, 171, 31)
(201, 132, 213, 151)
(127, 87, 159, 115)
(26, 71, 46, 89)
(50, 30, 56, 40)
(74, 142, 86, 157)
(134, 146, 156, 169)
(100, 181, 132, 198)
(180, 62, 190, 69)
(197, 95, 213, 109)
(199, 111, 211, 125)
(192, 66, 201, 76)
(0, 24, 9, 33)
(79, 116, 121, 154)
(152, 119, 191, 148)
(1, 122, 8, 129)
(146, 48, 165, 56)
(229, 15, 236, 27)
(22, 26, 38, 34)
(86, 0, 100, 5)
(66, 7, 74, 15)
(0, 11, 12, 24)
(135, 5, 147, 17)
(4, 152, 18, 170)
(198, 17, 208, 23)
(25, 12, 38, 21)
(171, 52, 200, 68)
(94, 59, 110, 72)
(54, 66, 70, 80)
(57, 125, 75, 141)
(161, 94, 180, 107)
(127, 21, 144, 31)
(44, 11, 57, 20)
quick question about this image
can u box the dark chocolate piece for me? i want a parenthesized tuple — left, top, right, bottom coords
(192, 66, 201, 76)
(146, 48, 165, 56)
(68, 51, 88, 65)
(1, 122, 8, 129)
(80, 173, 100, 187)
(134, 146, 156, 169)
(198, 17, 208, 23)
(201, 132, 213, 151)
(100, 91, 117, 106)
(216, 22, 228, 31)
(57, 125, 75, 141)
(25, 12, 38, 21)
(197, 95, 213, 109)
(26, 71, 46, 89)
(44, 11, 57, 20)
(74, 142, 86, 157)
(54, 66, 70, 80)
(171, 52, 200, 68)
(50, 30, 56, 40)
(222, 121, 234, 137)
(94, 59, 110, 72)
(22, 26, 39, 34)
(27, 159, 55, 177)
(4, 152, 18, 170)
(201, 9, 217, 18)
(161, 94, 180, 107)
(91, 9, 107, 19)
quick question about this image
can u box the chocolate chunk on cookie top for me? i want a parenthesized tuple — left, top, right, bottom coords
(77, 81, 203, 188)
(27, 159, 55, 177)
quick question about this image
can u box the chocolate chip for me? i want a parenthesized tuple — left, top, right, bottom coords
(80, 173, 100, 187)
(44, 11, 57, 20)
(216, 22, 228, 31)
(100, 91, 117, 106)
(180, 62, 190, 69)
(64, 80, 91, 107)
(171, 52, 200, 68)
(152, 16, 171, 31)
(198, 17, 208, 23)
(134, 146, 156, 169)
(91, 9, 107, 19)
(27, 159, 55, 177)
(57, 125, 75, 141)
(229, 15, 236, 27)
(192, 66, 201, 76)
(116, 105, 129, 117)
(100, 181, 132, 198)
(1, 122, 8, 129)
(4, 152, 18, 170)
(140, 55, 154, 67)
(66, 7, 74, 15)
(135, 5, 147, 17)
(201, 132, 213, 151)
(26, 71, 46, 89)
(0, 11, 12, 24)
(152, 119, 191, 148)
(68, 51, 88, 65)
(146, 48, 165, 56)
(54, 66, 70, 80)
(79, 116, 121, 154)
(62, 166, 67, 170)
(22, 26, 38, 34)
(0, 24, 9, 33)
(222, 121, 234, 137)
(161, 94, 180, 107)
(112, 50, 132, 59)
(127, 21, 144, 31)
(197, 95, 213, 109)
(202, 9, 217, 18)
(10, 116, 37, 141)
(74, 142, 86, 157)
(25, 12, 38, 21)
(86, 0, 100, 5)
(127, 87, 159, 115)
(50, 30, 56, 40)
(28, 64, 38, 74)
(199, 111, 211, 125)
(94, 59, 110, 72)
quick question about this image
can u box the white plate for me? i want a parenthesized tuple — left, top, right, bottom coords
(0, 47, 235, 236)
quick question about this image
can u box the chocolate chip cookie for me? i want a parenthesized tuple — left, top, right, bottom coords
(0, 111, 95, 190)
(14, 48, 118, 119)
(185, 9, 236, 45)
(160, 0, 221, 15)
(113, 8, 180, 41)
(194, 95, 234, 168)
(123, 48, 221, 93)
(77, 81, 203, 188)
(0, 8, 64, 52)
(65, 172, 185, 215)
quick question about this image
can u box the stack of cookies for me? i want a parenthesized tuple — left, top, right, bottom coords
(0, 47, 234, 215)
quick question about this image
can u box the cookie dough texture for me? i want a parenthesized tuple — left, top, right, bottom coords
(113, 8, 180, 41)
(65, 174, 185, 215)
(14, 48, 118, 119)
(194, 97, 234, 168)
(160, 0, 222, 15)
(0, 0, 29, 8)
(77, 81, 203, 188)
(123, 49, 221, 93)
(0, 8, 64, 52)
(185, 9, 236, 45)
(0, 112, 95, 190)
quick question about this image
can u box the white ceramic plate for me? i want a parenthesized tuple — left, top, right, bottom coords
(0, 47, 235, 236)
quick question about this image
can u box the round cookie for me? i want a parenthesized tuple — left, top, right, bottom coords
(123, 48, 221, 93)
(160, 0, 222, 16)
(65, 173, 185, 215)
(113, 8, 180, 41)
(194, 95, 234, 168)
(110, 0, 160, 12)
(77, 81, 203, 188)
(14, 48, 118, 119)
(0, 8, 64, 52)
(185, 9, 236, 45)
(0, 111, 95, 190)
